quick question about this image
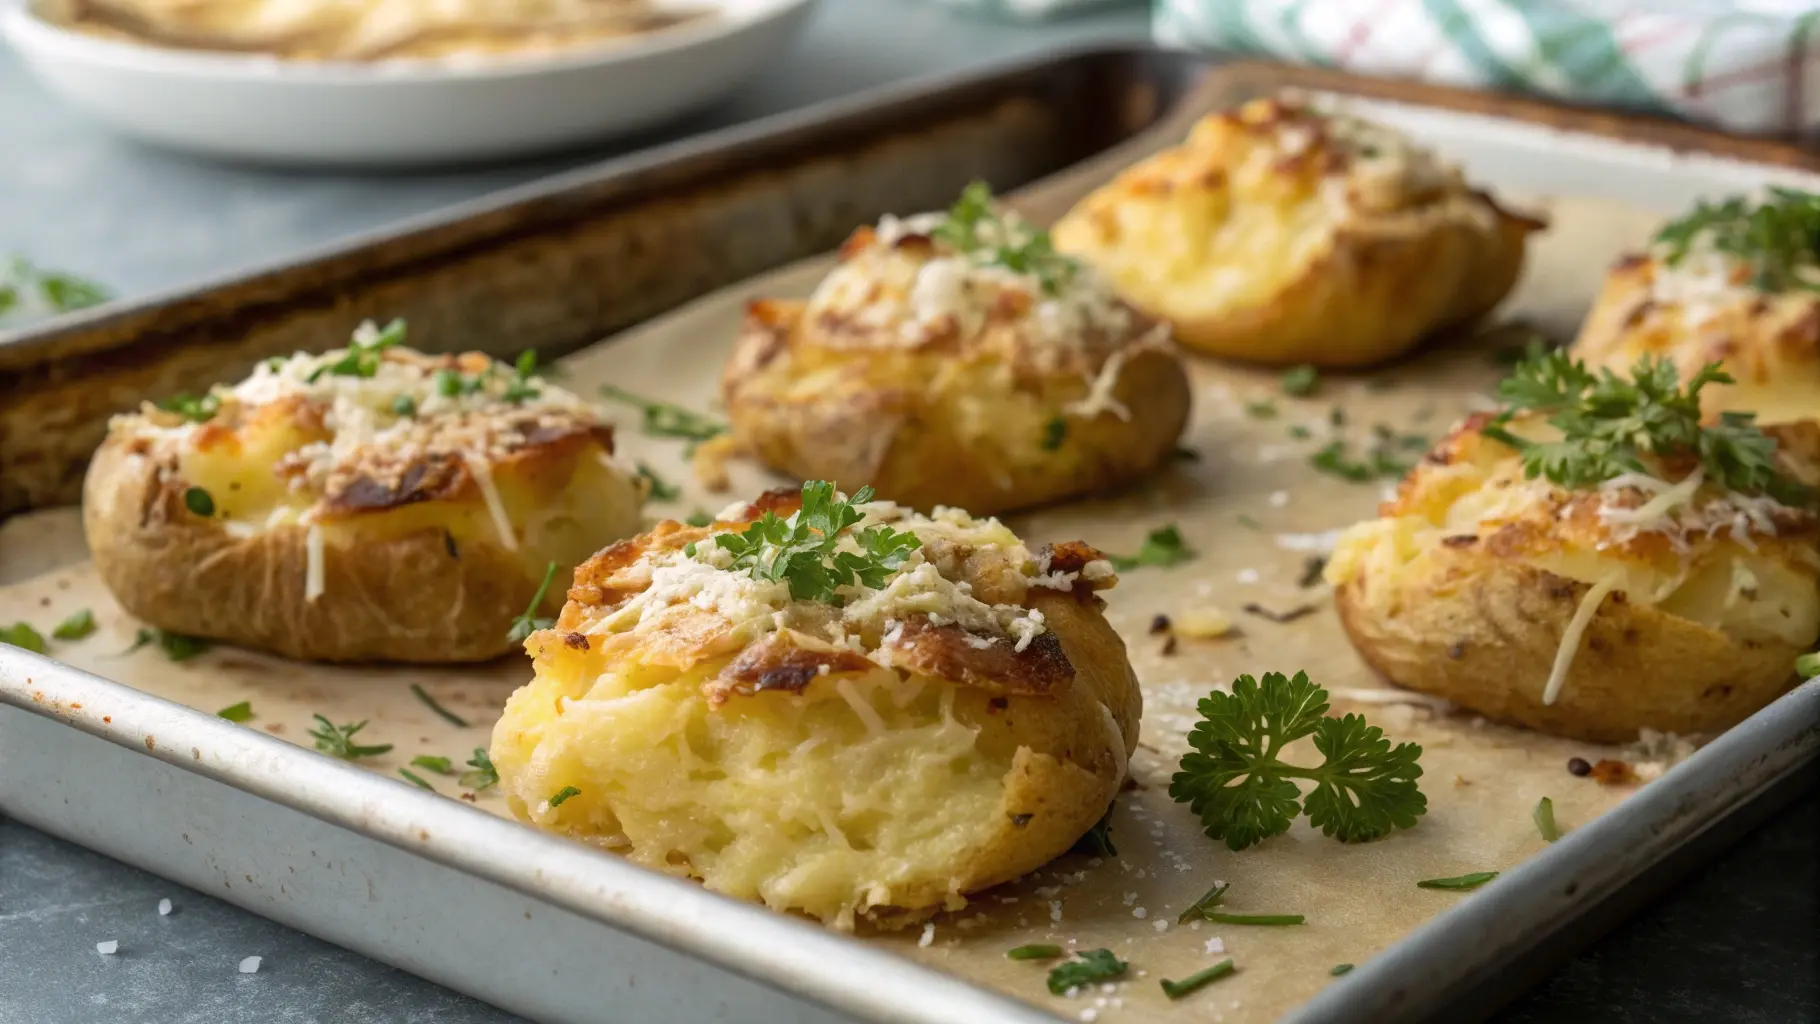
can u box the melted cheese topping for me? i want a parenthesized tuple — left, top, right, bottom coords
(803, 211, 1138, 375)
(580, 501, 1082, 660)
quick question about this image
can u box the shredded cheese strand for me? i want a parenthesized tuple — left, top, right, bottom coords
(304, 525, 326, 602)
(1542, 571, 1623, 706)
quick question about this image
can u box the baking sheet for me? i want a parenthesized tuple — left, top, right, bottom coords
(0, 174, 1727, 1021)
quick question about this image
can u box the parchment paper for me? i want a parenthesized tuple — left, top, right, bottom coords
(0, 192, 1684, 1023)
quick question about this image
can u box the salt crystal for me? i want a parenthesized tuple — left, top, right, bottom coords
(1205, 937, 1225, 954)
(1080, 1009, 1099, 1022)
(95, 941, 118, 956)
(1132, 907, 1148, 919)
(238, 956, 262, 974)
(1153, 920, 1169, 933)
(1235, 568, 1260, 584)
(918, 923, 935, 948)
(157, 899, 172, 917)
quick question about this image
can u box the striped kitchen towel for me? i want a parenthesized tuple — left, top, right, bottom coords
(1154, 0, 1820, 136)
(921, 0, 1138, 19)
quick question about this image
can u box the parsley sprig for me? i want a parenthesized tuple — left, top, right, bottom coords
(153, 393, 221, 424)
(1482, 350, 1809, 505)
(1109, 524, 1193, 571)
(599, 386, 725, 442)
(0, 256, 110, 317)
(931, 182, 1080, 296)
(1654, 188, 1820, 293)
(1046, 949, 1127, 995)
(506, 562, 560, 644)
(461, 748, 499, 790)
(1169, 671, 1426, 851)
(711, 482, 921, 604)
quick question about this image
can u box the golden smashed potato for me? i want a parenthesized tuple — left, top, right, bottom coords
(489, 486, 1141, 929)
(84, 323, 645, 662)
(719, 188, 1192, 516)
(1573, 227, 1820, 425)
(1051, 96, 1543, 368)
(1326, 413, 1820, 742)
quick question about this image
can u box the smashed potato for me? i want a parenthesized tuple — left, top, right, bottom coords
(1326, 413, 1820, 742)
(83, 322, 645, 662)
(1574, 195, 1820, 424)
(489, 485, 1140, 929)
(719, 186, 1192, 516)
(1051, 96, 1543, 368)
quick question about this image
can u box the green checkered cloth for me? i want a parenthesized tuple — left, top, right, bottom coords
(1154, 0, 1820, 135)
(922, 0, 1137, 19)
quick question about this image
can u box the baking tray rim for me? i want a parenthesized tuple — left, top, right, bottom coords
(6, 644, 1816, 1024)
(0, 40, 1199, 364)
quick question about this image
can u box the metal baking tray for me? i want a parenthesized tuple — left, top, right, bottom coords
(4, 48, 1819, 1024)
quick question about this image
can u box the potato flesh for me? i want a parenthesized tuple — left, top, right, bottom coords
(492, 649, 1019, 929)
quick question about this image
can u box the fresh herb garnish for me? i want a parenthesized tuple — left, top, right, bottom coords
(434, 368, 483, 398)
(1289, 424, 1312, 440)
(1311, 440, 1410, 483)
(412, 755, 455, 775)
(1246, 400, 1278, 419)
(506, 562, 560, 644)
(410, 683, 469, 728)
(154, 393, 221, 424)
(1533, 797, 1560, 842)
(713, 482, 921, 605)
(1072, 808, 1117, 857)
(1654, 188, 1820, 294)
(502, 350, 541, 404)
(1236, 514, 1262, 529)
(1176, 881, 1231, 924)
(217, 701, 253, 722)
(1417, 871, 1499, 891)
(1006, 944, 1063, 961)
(1198, 912, 1305, 926)
(460, 748, 499, 790)
(1042, 416, 1068, 451)
(308, 715, 393, 760)
(183, 486, 215, 517)
(932, 181, 1079, 295)
(1161, 959, 1236, 1000)
(1174, 445, 1201, 462)
(1799, 652, 1820, 677)
(1281, 365, 1320, 397)
(685, 510, 715, 528)
(637, 462, 680, 501)
(1170, 671, 1426, 851)
(52, 609, 96, 641)
(548, 785, 582, 807)
(1482, 350, 1809, 504)
(1, 622, 47, 654)
(1109, 524, 1194, 571)
(1331, 964, 1355, 976)
(1046, 949, 1128, 995)
(308, 319, 405, 382)
(600, 386, 725, 442)
(398, 768, 436, 791)
(127, 628, 211, 661)
(0, 257, 111, 314)
(391, 395, 417, 417)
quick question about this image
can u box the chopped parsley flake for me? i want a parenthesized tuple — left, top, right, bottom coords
(410, 683, 469, 728)
(308, 715, 392, 761)
(1281, 365, 1320, 397)
(548, 785, 582, 807)
(637, 462, 681, 502)
(1006, 944, 1063, 961)
(1160, 958, 1236, 1000)
(1109, 524, 1194, 571)
(506, 562, 560, 644)
(52, 608, 96, 641)
(127, 628, 211, 661)
(460, 748, 499, 791)
(154, 393, 221, 424)
(216, 701, 253, 722)
(1416, 871, 1499, 891)
(1046, 948, 1127, 995)
(183, 486, 215, 517)
(1042, 416, 1068, 451)
(1533, 796, 1560, 842)
(412, 755, 455, 775)
(0, 622, 47, 654)
(308, 319, 405, 382)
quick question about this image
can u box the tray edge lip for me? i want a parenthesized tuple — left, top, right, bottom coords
(0, 642, 1064, 1024)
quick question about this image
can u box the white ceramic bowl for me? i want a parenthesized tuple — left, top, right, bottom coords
(1, 0, 819, 166)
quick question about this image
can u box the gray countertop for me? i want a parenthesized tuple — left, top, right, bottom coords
(2, 2, 1818, 1022)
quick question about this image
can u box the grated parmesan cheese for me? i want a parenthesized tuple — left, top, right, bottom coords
(1543, 571, 1623, 706)
(466, 453, 518, 553)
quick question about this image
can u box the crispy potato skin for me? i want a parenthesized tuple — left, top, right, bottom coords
(1327, 418, 1820, 742)
(721, 300, 1191, 516)
(1052, 98, 1541, 368)
(84, 427, 643, 663)
(490, 497, 1141, 928)
(1573, 253, 1820, 424)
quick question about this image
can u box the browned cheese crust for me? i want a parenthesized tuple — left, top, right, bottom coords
(1328, 415, 1820, 742)
(1573, 251, 1820, 424)
(1052, 96, 1543, 368)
